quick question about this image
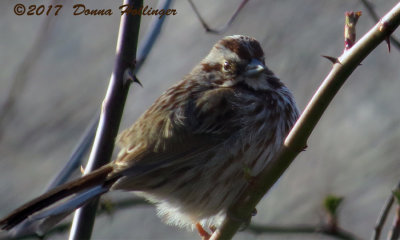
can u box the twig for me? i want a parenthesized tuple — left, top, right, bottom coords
(68, 0, 143, 239)
(360, 0, 400, 51)
(135, 0, 172, 72)
(373, 182, 400, 240)
(247, 224, 360, 240)
(211, 3, 400, 240)
(5, 197, 361, 240)
(2, 193, 358, 240)
(188, 0, 250, 34)
(245, 195, 358, 240)
(7, 0, 170, 237)
(46, 115, 99, 190)
(387, 189, 400, 240)
(388, 204, 400, 240)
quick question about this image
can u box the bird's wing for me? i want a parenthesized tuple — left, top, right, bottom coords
(112, 85, 240, 179)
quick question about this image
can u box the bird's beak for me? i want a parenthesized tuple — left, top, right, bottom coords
(244, 59, 265, 77)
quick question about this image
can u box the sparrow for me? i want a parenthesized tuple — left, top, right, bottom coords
(0, 35, 299, 239)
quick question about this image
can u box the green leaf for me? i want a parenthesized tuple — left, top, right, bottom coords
(324, 195, 344, 217)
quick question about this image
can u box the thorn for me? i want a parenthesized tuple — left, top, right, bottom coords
(80, 165, 85, 174)
(385, 36, 391, 52)
(322, 55, 341, 64)
(123, 68, 143, 87)
(133, 75, 143, 87)
(379, 20, 396, 53)
(302, 144, 308, 152)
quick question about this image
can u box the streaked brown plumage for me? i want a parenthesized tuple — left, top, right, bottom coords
(0, 35, 299, 238)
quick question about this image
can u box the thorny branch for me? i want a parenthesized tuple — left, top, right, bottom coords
(211, 2, 400, 240)
(45, 0, 171, 195)
(68, 0, 143, 239)
(360, 0, 400, 51)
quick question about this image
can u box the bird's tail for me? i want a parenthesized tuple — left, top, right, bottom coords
(0, 164, 120, 231)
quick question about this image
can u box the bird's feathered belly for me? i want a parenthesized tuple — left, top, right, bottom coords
(135, 92, 298, 229)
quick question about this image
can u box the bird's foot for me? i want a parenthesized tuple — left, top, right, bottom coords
(196, 223, 211, 240)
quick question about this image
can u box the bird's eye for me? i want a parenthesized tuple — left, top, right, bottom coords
(223, 61, 232, 71)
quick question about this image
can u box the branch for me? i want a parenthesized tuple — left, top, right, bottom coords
(45, 0, 171, 190)
(68, 0, 143, 239)
(46, 115, 98, 190)
(7, 1, 169, 237)
(246, 195, 359, 240)
(360, 0, 400, 51)
(188, 0, 249, 34)
(373, 181, 400, 240)
(2, 194, 353, 239)
(211, 3, 400, 240)
(388, 190, 400, 240)
(247, 224, 359, 240)
(7, 196, 361, 240)
(135, 0, 172, 71)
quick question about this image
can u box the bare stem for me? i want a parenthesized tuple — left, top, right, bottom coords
(9, 0, 169, 237)
(388, 205, 400, 240)
(360, 0, 400, 51)
(68, 0, 143, 239)
(212, 3, 400, 240)
(372, 182, 400, 240)
(387, 188, 400, 240)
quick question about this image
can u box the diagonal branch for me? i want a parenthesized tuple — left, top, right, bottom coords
(387, 189, 400, 240)
(388, 204, 400, 240)
(372, 181, 400, 240)
(211, 2, 400, 240)
(360, 0, 400, 51)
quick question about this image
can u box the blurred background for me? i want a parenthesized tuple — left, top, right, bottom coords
(0, 0, 400, 239)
